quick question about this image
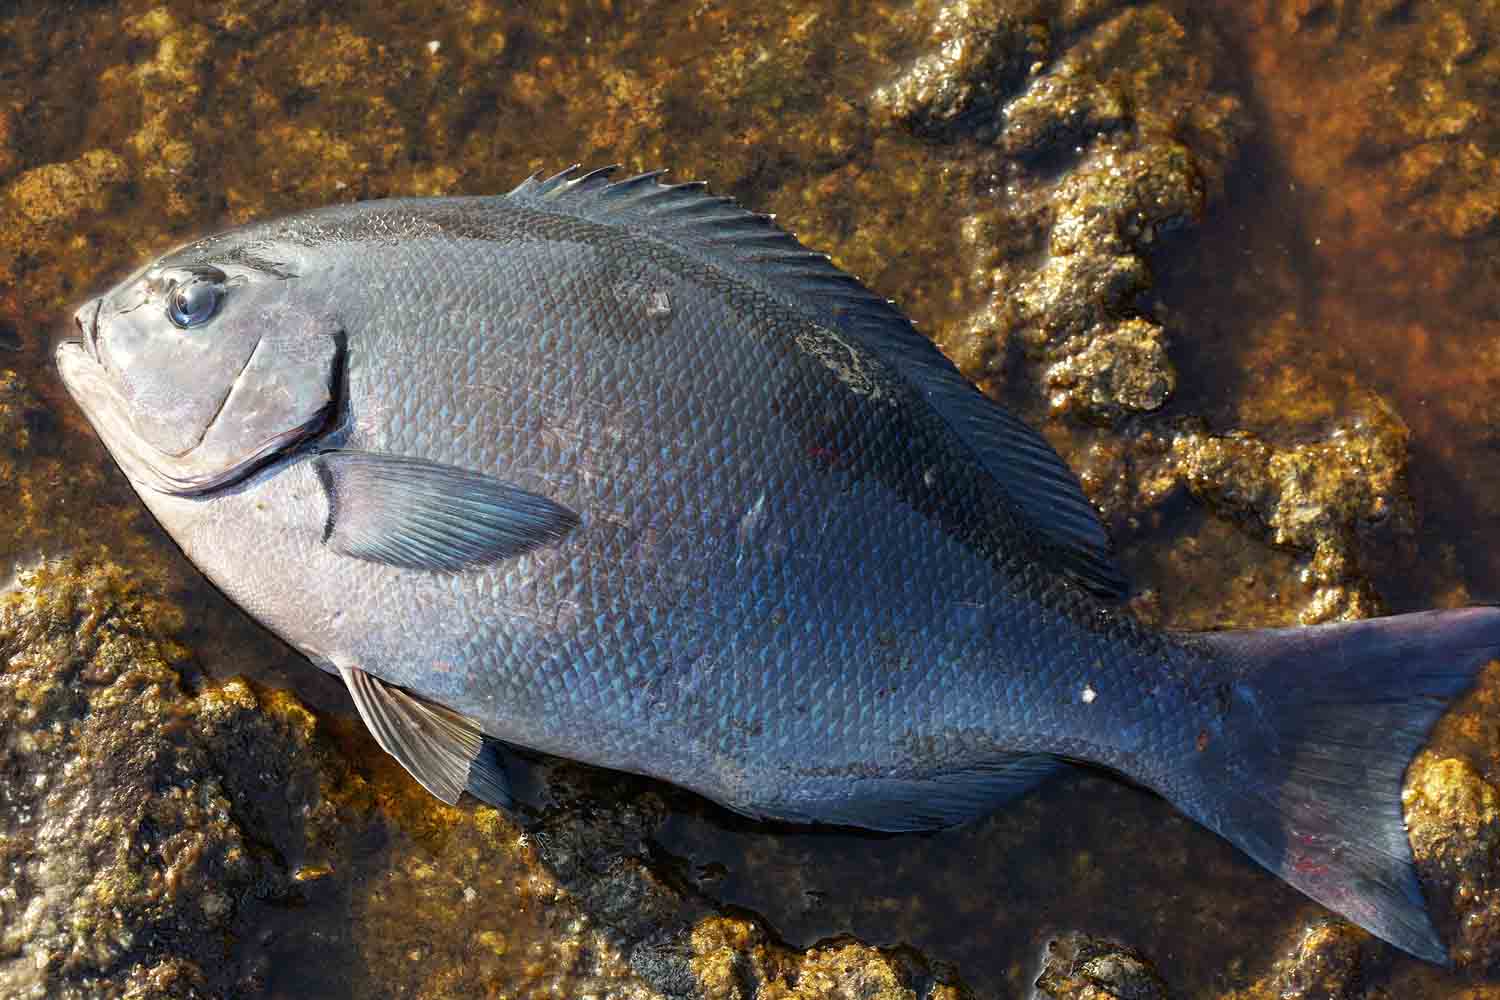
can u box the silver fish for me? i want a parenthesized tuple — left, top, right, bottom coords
(56, 166, 1500, 962)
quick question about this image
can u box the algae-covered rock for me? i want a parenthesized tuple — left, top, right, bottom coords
(351, 802, 656, 1000)
(1404, 753, 1500, 971)
(1042, 317, 1173, 421)
(1032, 932, 1167, 1000)
(687, 915, 968, 1000)
(0, 559, 267, 998)
(1219, 921, 1372, 1000)
(1082, 387, 1414, 625)
(890, 3, 1244, 423)
(3, 150, 127, 233)
(871, 0, 1051, 139)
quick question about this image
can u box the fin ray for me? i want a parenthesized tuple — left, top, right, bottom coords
(339, 664, 512, 807)
(315, 450, 579, 572)
(747, 753, 1065, 832)
(1188, 607, 1500, 963)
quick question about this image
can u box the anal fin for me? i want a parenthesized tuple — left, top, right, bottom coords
(339, 664, 512, 808)
(769, 753, 1066, 832)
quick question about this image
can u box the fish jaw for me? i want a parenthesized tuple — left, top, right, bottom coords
(55, 337, 329, 496)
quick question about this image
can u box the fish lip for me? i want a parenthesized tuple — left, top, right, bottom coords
(85, 298, 102, 364)
(68, 298, 104, 364)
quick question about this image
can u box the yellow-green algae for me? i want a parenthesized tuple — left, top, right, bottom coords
(1, 0, 1500, 997)
(690, 915, 967, 1000)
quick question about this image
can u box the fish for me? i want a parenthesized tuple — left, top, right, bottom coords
(55, 165, 1500, 963)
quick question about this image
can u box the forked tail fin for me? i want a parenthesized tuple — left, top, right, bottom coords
(1188, 607, 1500, 963)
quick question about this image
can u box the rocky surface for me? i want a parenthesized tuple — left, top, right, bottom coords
(2, 0, 1500, 998)
(0, 558, 289, 999)
(1218, 921, 1375, 1000)
(875, 1, 1245, 425)
(1221, 0, 1500, 596)
(1033, 933, 1169, 1000)
(0, 558, 664, 999)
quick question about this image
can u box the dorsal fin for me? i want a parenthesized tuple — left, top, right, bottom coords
(506, 167, 1126, 600)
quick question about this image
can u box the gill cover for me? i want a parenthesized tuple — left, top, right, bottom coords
(60, 253, 340, 495)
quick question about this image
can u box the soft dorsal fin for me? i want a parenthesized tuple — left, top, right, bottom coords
(506, 167, 1125, 599)
(338, 664, 512, 807)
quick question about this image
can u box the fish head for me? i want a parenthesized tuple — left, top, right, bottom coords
(56, 232, 342, 495)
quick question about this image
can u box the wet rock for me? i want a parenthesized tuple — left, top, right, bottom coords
(988, 136, 1204, 421)
(0, 105, 19, 181)
(688, 915, 969, 1000)
(899, 4, 1244, 422)
(871, 0, 1050, 139)
(1404, 754, 1500, 970)
(0, 559, 264, 998)
(1092, 388, 1413, 624)
(230, 23, 416, 211)
(997, 54, 1128, 159)
(1219, 921, 1371, 1000)
(351, 802, 655, 1000)
(1042, 317, 1173, 421)
(105, 9, 214, 221)
(2, 150, 127, 233)
(0, 365, 149, 564)
(1032, 932, 1167, 1000)
(1225, 1, 1500, 488)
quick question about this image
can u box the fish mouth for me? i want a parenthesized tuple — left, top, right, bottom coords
(74, 298, 103, 364)
(55, 339, 327, 497)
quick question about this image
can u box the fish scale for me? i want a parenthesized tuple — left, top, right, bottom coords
(56, 167, 1500, 963)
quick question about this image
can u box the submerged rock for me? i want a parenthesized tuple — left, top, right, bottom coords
(1219, 921, 1372, 1000)
(1041, 317, 1173, 422)
(1032, 932, 1168, 1000)
(886, 3, 1245, 423)
(1405, 753, 1500, 971)
(0, 105, 18, 182)
(0, 560, 268, 998)
(687, 916, 968, 1000)
(871, 0, 1051, 139)
(2, 150, 127, 233)
(1152, 396, 1411, 623)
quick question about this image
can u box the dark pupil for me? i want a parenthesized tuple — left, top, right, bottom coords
(170, 278, 220, 327)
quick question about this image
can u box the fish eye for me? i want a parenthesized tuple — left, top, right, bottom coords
(165, 268, 226, 329)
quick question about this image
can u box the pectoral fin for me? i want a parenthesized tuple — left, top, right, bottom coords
(338, 664, 512, 808)
(314, 450, 579, 572)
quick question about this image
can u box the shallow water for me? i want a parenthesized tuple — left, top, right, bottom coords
(4, 1, 1500, 997)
